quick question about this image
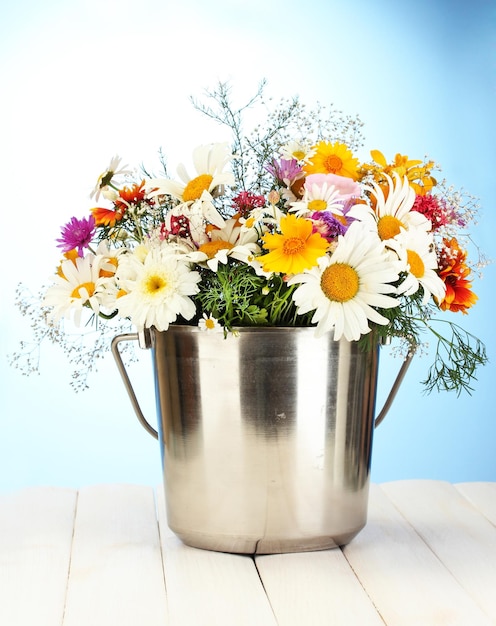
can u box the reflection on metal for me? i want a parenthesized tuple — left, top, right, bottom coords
(112, 326, 410, 554)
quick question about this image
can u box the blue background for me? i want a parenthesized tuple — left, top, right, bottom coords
(1, 0, 495, 491)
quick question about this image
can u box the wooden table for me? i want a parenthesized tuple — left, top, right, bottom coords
(1, 480, 495, 625)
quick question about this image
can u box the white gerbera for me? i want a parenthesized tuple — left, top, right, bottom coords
(115, 247, 201, 331)
(43, 254, 110, 325)
(394, 227, 446, 305)
(288, 221, 401, 341)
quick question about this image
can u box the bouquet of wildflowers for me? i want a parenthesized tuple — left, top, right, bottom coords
(13, 81, 487, 393)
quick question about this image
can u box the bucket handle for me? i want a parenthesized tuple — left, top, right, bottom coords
(111, 330, 159, 439)
(111, 330, 414, 438)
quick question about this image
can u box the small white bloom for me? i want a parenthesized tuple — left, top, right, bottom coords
(198, 313, 223, 332)
(279, 140, 315, 163)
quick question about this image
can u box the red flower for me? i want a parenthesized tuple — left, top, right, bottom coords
(413, 194, 450, 230)
(231, 191, 266, 217)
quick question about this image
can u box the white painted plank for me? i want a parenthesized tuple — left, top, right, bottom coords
(342, 483, 492, 626)
(156, 488, 277, 626)
(381, 479, 496, 622)
(0, 486, 77, 626)
(255, 549, 385, 626)
(456, 482, 496, 526)
(62, 484, 167, 626)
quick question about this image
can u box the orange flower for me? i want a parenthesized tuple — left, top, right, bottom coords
(90, 206, 125, 227)
(115, 180, 146, 209)
(363, 150, 437, 196)
(437, 238, 478, 314)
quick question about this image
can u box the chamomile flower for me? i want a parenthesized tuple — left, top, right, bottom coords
(198, 313, 223, 332)
(288, 221, 400, 341)
(115, 247, 201, 331)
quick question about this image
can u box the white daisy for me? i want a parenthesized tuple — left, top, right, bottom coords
(90, 155, 131, 201)
(94, 240, 128, 276)
(148, 144, 236, 245)
(146, 143, 235, 232)
(279, 140, 315, 163)
(349, 172, 431, 240)
(290, 173, 353, 217)
(287, 221, 401, 341)
(239, 204, 283, 236)
(115, 247, 201, 331)
(198, 313, 223, 332)
(43, 254, 110, 325)
(394, 227, 446, 305)
(194, 218, 261, 272)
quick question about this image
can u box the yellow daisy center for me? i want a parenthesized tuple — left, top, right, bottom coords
(199, 240, 234, 259)
(308, 199, 327, 212)
(183, 174, 214, 202)
(323, 155, 343, 174)
(321, 263, 359, 302)
(144, 274, 167, 295)
(205, 318, 215, 329)
(292, 149, 306, 160)
(407, 249, 425, 278)
(71, 282, 95, 300)
(377, 215, 404, 241)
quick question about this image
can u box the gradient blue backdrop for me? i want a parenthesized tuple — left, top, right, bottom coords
(1, 0, 495, 492)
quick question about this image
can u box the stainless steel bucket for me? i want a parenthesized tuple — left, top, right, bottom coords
(112, 325, 412, 554)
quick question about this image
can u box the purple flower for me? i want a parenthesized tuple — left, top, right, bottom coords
(265, 158, 303, 184)
(310, 211, 348, 242)
(56, 215, 96, 256)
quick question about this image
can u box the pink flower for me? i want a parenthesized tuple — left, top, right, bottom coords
(304, 173, 361, 200)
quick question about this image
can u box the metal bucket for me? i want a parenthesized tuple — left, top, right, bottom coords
(112, 325, 411, 554)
